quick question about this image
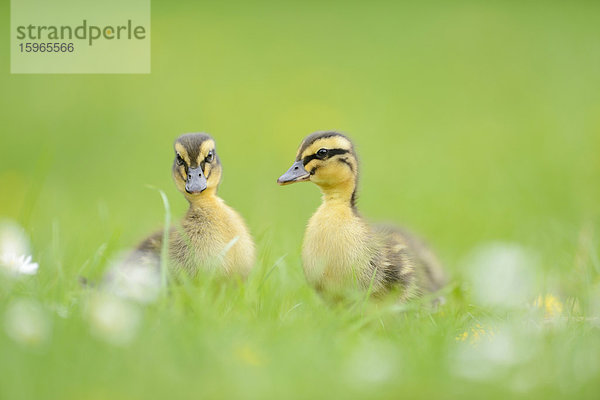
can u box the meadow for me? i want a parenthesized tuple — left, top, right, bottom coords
(1, 1, 599, 399)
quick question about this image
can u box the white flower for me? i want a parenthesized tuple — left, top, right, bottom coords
(463, 242, 539, 308)
(1, 253, 39, 275)
(345, 342, 398, 385)
(86, 293, 141, 346)
(103, 251, 161, 304)
(4, 299, 51, 347)
(450, 325, 538, 382)
(0, 220, 39, 276)
(0, 220, 30, 257)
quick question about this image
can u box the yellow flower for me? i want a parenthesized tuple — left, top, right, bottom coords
(234, 344, 264, 367)
(533, 294, 563, 318)
(455, 323, 494, 344)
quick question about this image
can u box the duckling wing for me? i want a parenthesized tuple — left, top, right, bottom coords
(137, 230, 164, 254)
(373, 224, 446, 296)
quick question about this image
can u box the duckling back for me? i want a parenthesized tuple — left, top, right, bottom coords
(372, 225, 446, 299)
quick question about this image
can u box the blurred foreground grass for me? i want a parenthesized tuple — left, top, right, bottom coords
(1, 0, 599, 399)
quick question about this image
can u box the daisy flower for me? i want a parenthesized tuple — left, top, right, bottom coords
(0, 220, 39, 276)
(0, 253, 39, 275)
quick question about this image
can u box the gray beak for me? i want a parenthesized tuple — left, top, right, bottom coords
(185, 167, 208, 194)
(277, 160, 310, 185)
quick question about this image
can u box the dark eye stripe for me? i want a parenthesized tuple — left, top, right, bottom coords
(303, 148, 348, 166)
(338, 157, 354, 173)
(175, 155, 189, 172)
(178, 166, 187, 181)
(196, 151, 218, 176)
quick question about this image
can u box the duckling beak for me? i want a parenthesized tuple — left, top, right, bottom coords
(185, 167, 208, 194)
(277, 161, 310, 185)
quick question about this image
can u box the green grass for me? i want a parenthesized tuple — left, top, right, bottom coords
(1, 0, 600, 398)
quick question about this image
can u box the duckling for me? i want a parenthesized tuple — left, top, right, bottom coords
(136, 133, 255, 277)
(277, 131, 445, 300)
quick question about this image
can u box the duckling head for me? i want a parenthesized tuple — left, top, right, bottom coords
(172, 133, 222, 202)
(278, 131, 359, 205)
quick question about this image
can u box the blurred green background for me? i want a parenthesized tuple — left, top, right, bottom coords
(1, 1, 599, 399)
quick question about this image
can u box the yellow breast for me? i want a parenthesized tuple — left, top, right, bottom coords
(302, 203, 373, 293)
(176, 198, 255, 277)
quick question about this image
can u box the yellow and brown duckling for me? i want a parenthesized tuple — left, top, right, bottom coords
(277, 131, 445, 300)
(137, 133, 255, 277)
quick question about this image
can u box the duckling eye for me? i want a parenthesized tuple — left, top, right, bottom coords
(316, 148, 328, 159)
(176, 153, 184, 166)
(205, 150, 214, 163)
